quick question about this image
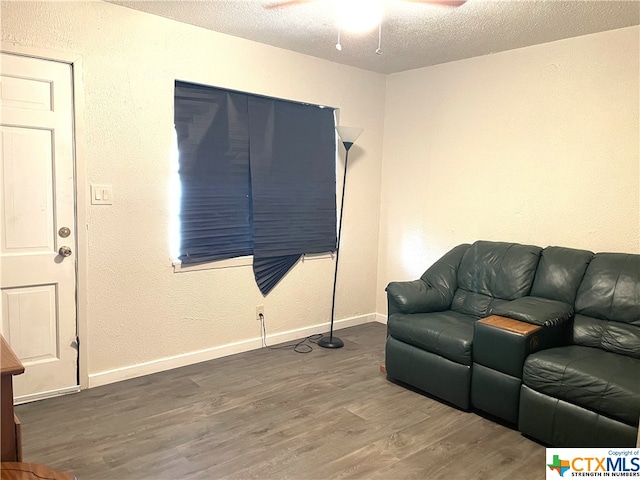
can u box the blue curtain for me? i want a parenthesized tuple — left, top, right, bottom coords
(174, 84, 253, 263)
(174, 81, 336, 295)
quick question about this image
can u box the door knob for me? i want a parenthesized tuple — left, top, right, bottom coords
(58, 246, 72, 257)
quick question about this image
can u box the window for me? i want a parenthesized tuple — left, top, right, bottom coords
(173, 81, 337, 294)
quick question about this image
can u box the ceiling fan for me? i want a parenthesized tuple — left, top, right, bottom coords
(265, 0, 467, 10)
(265, 0, 468, 54)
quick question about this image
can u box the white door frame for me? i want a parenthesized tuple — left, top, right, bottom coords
(1, 42, 89, 390)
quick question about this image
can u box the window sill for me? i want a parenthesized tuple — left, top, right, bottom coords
(173, 256, 253, 273)
(302, 252, 334, 262)
(172, 252, 334, 273)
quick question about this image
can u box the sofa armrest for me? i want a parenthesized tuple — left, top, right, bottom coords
(490, 296, 574, 327)
(386, 280, 448, 315)
(474, 316, 542, 378)
(474, 312, 572, 378)
(386, 243, 470, 316)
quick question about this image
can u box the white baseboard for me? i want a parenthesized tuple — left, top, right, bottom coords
(88, 313, 378, 389)
(15, 385, 81, 405)
(374, 313, 387, 324)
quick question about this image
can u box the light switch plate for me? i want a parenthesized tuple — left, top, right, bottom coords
(91, 184, 113, 205)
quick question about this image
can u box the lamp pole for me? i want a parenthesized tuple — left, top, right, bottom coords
(318, 126, 363, 349)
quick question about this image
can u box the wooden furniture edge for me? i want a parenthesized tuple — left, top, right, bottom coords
(0, 335, 24, 463)
(479, 315, 542, 336)
(1, 337, 24, 376)
(13, 416, 21, 463)
(1, 462, 76, 480)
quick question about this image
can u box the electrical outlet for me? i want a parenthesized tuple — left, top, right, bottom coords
(256, 305, 264, 321)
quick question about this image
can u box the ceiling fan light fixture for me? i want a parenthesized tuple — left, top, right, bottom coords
(337, 0, 383, 33)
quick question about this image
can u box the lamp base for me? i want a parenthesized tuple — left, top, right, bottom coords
(317, 336, 344, 349)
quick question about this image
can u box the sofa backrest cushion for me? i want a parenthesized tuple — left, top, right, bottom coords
(574, 253, 640, 358)
(576, 253, 640, 323)
(573, 315, 640, 359)
(452, 241, 541, 318)
(530, 246, 593, 304)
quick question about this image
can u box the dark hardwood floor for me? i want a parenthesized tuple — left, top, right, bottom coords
(15, 323, 545, 479)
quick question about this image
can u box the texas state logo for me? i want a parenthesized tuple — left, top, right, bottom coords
(546, 448, 640, 479)
(548, 454, 571, 477)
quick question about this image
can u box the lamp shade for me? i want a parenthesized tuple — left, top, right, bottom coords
(336, 126, 363, 145)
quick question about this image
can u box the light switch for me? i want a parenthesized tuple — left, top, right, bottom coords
(91, 184, 113, 205)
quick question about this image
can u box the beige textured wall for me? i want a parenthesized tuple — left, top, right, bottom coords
(377, 26, 640, 313)
(1, 0, 385, 380)
(3, 1, 638, 385)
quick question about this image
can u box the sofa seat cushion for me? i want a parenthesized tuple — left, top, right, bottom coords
(387, 310, 475, 366)
(523, 345, 640, 426)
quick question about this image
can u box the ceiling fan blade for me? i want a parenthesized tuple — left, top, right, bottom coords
(400, 0, 467, 7)
(264, 0, 322, 9)
(265, 0, 466, 9)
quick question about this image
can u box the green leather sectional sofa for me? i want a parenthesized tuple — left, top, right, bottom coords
(385, 240, 639, 447)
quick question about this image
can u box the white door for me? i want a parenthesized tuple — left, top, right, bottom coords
(0, 52, 79, 403)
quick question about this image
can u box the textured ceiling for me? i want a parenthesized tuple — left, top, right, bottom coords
(107, 0, 640, 74)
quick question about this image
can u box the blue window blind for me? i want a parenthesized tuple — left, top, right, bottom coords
(174, 81, 337, 295)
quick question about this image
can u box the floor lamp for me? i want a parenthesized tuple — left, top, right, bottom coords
(318, 125, 364, 349)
